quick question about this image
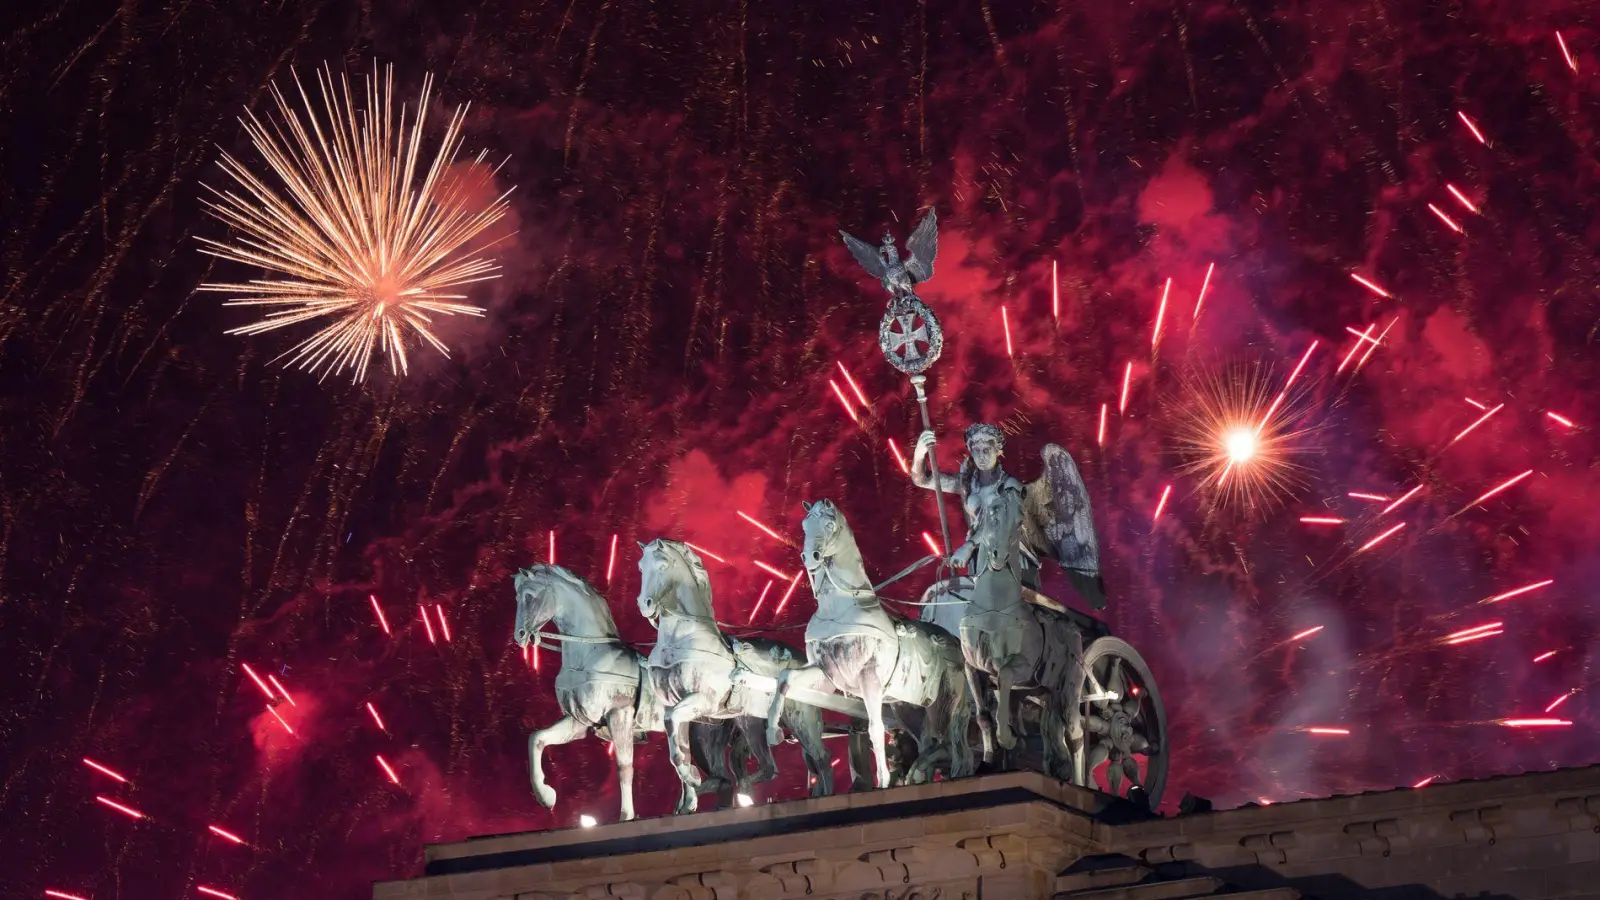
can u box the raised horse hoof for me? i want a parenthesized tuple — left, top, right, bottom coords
(534, 784, 557, 809)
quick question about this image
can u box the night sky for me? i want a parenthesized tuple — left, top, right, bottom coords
(3, 1, 1598, 898)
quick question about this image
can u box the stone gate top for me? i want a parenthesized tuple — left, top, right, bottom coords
(376, 764, 1600, 900)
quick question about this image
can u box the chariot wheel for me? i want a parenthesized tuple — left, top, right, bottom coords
(1071, 636, 1168, 811)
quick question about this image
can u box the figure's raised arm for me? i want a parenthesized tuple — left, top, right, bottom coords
(910, 430, 961, 493)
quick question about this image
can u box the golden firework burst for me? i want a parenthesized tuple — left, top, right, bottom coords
(198, 64, 513, 382)
(1170, 361, 1315, 511)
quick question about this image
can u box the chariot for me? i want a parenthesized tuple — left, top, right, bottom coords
(509, 207, 1170, 823)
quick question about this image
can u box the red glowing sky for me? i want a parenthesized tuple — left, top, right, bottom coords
(2, 2, 1597, 898)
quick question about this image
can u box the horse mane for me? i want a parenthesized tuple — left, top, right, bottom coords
(651, 539, 715, 613)
(515, 563, 619, 634)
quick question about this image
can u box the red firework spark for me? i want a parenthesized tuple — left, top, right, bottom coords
(208, 824, 247, 845)
(81, 758, 128, 783)
(1192, 262, 1215, 320)
(418, 605, 436, 644)
(835, 361, 870, 407)
(1349, 272, 1391, 298)
(886, 437, 909, 474)
(197, 887, 240, 900)
(376, 755, 401, 785)
(95, 796, 144, 820)
(365, 702, 388, 733)
(368, 594, 390, 634)
(266, 674, 295, 706)
(737, 510, 788, 544)
(606, 533, 618, 584)
(828, 379, 859, 423)
(1001, 305, 1014, 357)
(1457, 110, 1488, 145)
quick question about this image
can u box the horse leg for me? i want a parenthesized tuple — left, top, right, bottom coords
(741, 715, 777, 794)
(847, 729, 874, 791)
(529, 716, 587, 809)
(964, 663, 997, 766)
(666, 696, 711, 814)
(785, 704, 833, 797)
(768, 665, 833, 746)
(689, 722, 731, 805)
(605, 706, 638, 821)
(995, 664, 1018, 751)
(860, 664, 891, 789)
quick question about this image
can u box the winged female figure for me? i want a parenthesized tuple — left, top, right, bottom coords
(911, 423, 1106, 609)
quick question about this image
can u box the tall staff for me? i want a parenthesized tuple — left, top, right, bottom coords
(839, 210, 952, 559)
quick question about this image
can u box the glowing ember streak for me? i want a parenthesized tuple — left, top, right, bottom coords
(887, 438, 910, 474)
(1349, 273, 1391, 298)
(1412, 776, 1436, 789)
(369, 595, 391, 634)
(1427, 203, 1463, 233)
(828, 379, 860, 423)
(240, 663, 274, 700)
(1457, 110, 1488, 145)
(376, 754, 401, 784)
(1290, 626, 1324, 642)
(1557, 31, 1578, 73)
(208, 825, 246, 845)
(1447, 403, 1503, 447)
(685, 542, 729, 564)
(1001, 305, 1015, 358)
(1338, 324, 1377, 372)
(266, 674, 296, 706)
(1192, 262, 1215, 320)
(1299, 517, 1345, 525)
(1097, 403, 1107, 446)
(1534, 650, 1558, 663)
(1445, 184, 1480, 214)
(1483, 579, 1554, 604)
(418, 605, 436, 644)
(1305, 727, 1350, 736)
(434, 604, 452, 642)
(1465, 469, 1533, 510)
(748, 580, 775, 623)
(1354, 319, 1395, 370)
(1546, 411, 1576, 428)
(752, 559, 791, 581)
(46, 891, 90, 900)
(531, 643, 539, 672)
(1381, 485, 1424, 515)
(606, 533, 618, 585)
(82, 758, 128, 783)
(1357, 522, 1405, 553)
(365, 702, 389, 734)
(1348, 492, 1389, 502)
(1545, 693, 1573, 713)
(1051, 260, 1060, 319)
(1151, 278, 1172, 348)
(836, 362, 870, 407)
(1284, 340, 1318, 389)
(1443, 622, 1503, 645)
(197, 887, 240, 900)
(737, 510, 788, 544)
(266, 704, 295, 734)
(198, 66, 511, 382)
(921, 532, 941, 556)
(548, 530, 556, 565)
(95, 796, 144, 820)
(774, 570, 803, 616)
(1152, 485, 1172, 522)
(1500, 718, 1571, 728)
(1119, 363, 1133, 413)
(1344, 326, 1381, 343)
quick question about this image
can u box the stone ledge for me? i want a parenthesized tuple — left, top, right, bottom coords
(424, 771, 1136, 876)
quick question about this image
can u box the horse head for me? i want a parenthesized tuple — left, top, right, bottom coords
(977, 484, 1026, 572)
(800, 499, 848, 573)
(512, 565, 560, 647)
(636, 538, 711, 622)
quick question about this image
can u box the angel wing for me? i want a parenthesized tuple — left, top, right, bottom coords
(904, 209, 938, 283)
(1021, 443, 1107, 609)
(840, 230, 888, 280)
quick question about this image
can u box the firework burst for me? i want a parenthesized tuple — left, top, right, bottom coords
(1170, 361, 1315, 512)
(198, 64, 513, 382)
